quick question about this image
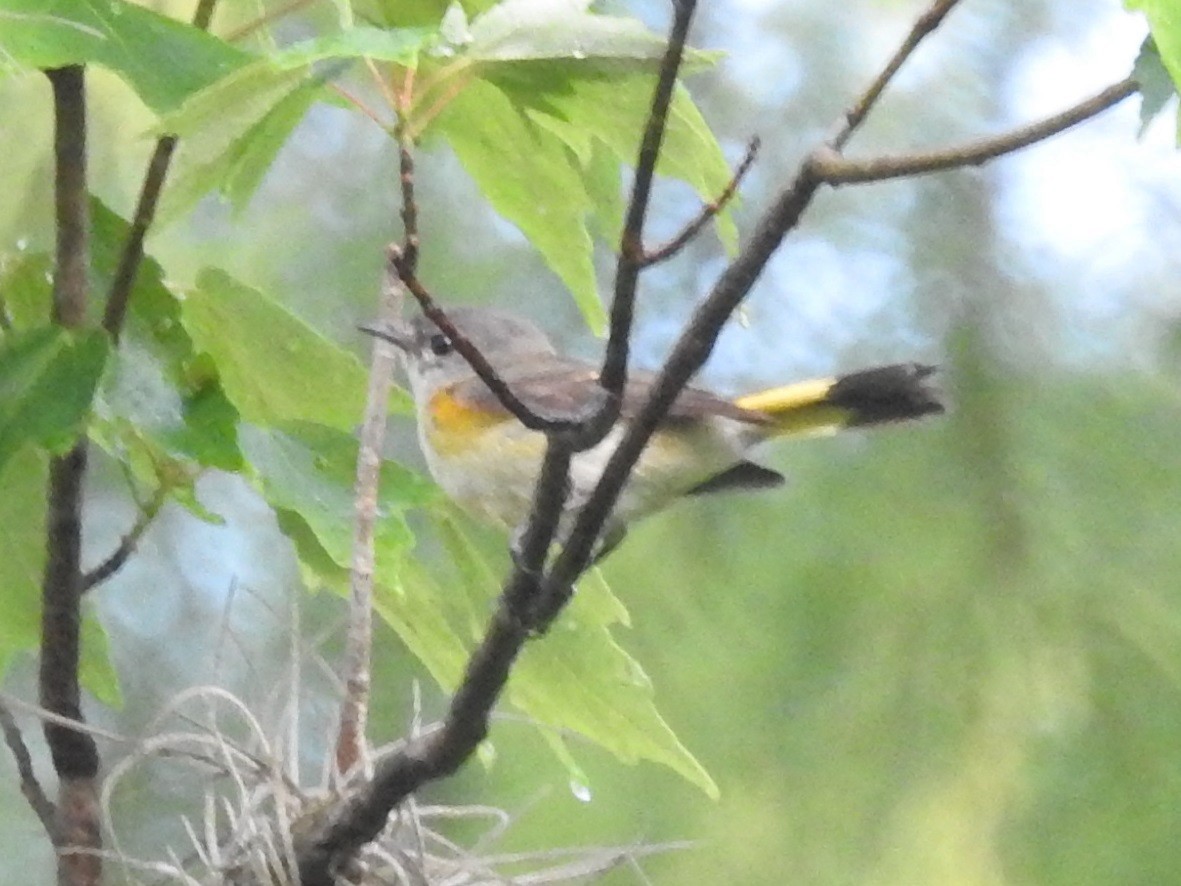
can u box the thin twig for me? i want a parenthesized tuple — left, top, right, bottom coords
(387, 149, 596, 433)
(0, 700, 58, 841)
(80, 494, 163, 592)
(392, 257, 603, 433)
(334, 255, 405, 778)
(600, 0, 699, 399)
(831, 0, 964, 151)
(398, 141, 420, 275)
(813, 77, 1139, 184)
(294, 0, 1132, 874)
(296, 3, 705, 881)
(641, 135, 761, 267)
(103, 0, 219, 340)
(44, 64, 102, 886)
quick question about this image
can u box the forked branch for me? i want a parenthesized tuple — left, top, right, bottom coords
(310, 0, 1143, 880)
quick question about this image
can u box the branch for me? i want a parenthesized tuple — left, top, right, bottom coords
(103, 0, 220, 340)
(386, 145, 602, 434)
(44, 64, 102, 886)
(813, 77, 1139, 184)
(0, 700, 58, 841)
(79, 494, 162, 592)
(48, 68, 88, 330)
(391, 248, 605, 434)
(298, 3, 703, 881)
(397, 140, 420, 275)
(831, 0, 964, 150)
(600, 0, 699, 398)
(641, 135, 760, 268)
(334, 255, 405, 778)
(535, 163, 824, 626)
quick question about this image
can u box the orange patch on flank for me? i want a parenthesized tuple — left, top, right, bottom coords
(426, 388, 508, 454)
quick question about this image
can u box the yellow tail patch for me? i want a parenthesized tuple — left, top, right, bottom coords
(735, 378, 848, 439)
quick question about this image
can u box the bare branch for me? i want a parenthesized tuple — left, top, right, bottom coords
(813, 77, 1138, 184)
(398, 141, 420, 276)
(831, 0, 964, 151)
(390, 255, 605, 433)
(80, 495, 162, 593)
(103, 0, 220, 340)
(601, 0, 700, 398)
(301, 0, 1119, 873)
(43, 64, 103, 886)
(0, 700, 58, 841)
(300, 3, 705, 880)
(335, 256, 406, 777)
(48, 67, 88, 329)
(641, 135, 761, 268)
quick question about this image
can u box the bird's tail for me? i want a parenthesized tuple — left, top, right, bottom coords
(735, 363, 944, 439)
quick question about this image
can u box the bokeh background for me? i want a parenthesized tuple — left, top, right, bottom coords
(4, 0, 1181, 882)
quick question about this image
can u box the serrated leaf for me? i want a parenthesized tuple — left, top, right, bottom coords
(496, 65, 737, 249)
(373, 554, 476, 688)
(1132, 37, 1177, 137)
(182, 269, 410, 430)
(155, 62, 315, 223)
(154, 27, 433, 222)
(423, 34, 732, 328)
(434, 514, 716, 797)
(89, 201, 244, 473)
(434, 79, 604, 328)
(0, 326, 110, 471)
(241, 422, 434, 567)
(0, 0, 247, 113)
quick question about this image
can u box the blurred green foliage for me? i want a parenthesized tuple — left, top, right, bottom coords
(3, 0, 1181, 883)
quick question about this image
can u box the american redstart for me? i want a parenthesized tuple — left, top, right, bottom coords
(366, 307, 943, 556)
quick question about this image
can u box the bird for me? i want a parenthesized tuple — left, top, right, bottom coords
(366, 307, 943, 558)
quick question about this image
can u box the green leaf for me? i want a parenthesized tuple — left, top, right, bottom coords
(181, 269, 410, 430)
(241, 421, 473, 686)
(434, 78, 603, 328)
(373, 554, 478, 689)
(0, 446, 119, 705)
(0, 326, 110, 471)
(1132, 36, 1178, 137)
(0, 0, 247, 113)
(155, 62, 316, 224)
(1128, 1, 1181, 99)
(497, 66, 737, 248)
(432, 512, 718, 797)
(0, 251, 53, 328)
(154, 27, 433, 222)
(462, 0, 717, 69)
(241, 421, 434, 566)
(272, 26, 435, 69)
(0, 446, 47, 677)
(80, 602, 120, 707)
(89, 200, 244, 473)
(422, 7, 732, 326)
(466, 0, 673, 64)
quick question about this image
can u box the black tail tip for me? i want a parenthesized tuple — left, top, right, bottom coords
(827, 363, 945, 426)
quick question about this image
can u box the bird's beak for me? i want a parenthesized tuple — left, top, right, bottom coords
(358, 321, 413, 352)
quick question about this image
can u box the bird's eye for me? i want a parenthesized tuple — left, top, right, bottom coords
(428, 333, 453, 357)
